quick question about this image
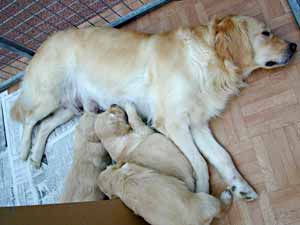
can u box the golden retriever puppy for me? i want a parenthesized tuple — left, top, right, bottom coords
(12, 15, 297, 200)
(95, 103, 195, 191)
(60, 113, 111, 203)
(98, 163, 232, 225)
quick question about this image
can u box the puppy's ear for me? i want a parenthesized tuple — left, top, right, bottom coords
(214, 16, 252, 71)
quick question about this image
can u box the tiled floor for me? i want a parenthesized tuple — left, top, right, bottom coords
(123, 1, 300, 225)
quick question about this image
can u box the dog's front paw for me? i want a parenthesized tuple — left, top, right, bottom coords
(230, 179, 257, 201)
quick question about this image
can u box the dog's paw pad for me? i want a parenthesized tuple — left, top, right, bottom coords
(230, 183, 257, 201)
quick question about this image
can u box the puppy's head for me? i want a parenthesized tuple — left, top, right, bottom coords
(97, 163, 125, 199)
(212, 15, 297, 77)
(95, 105, 131, 139)
(97, 165, 118, 199)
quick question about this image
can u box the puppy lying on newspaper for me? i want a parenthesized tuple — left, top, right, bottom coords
(96, 103, 232, 225)
(60, 113, 111, 203)
(61, 102, 197, 204)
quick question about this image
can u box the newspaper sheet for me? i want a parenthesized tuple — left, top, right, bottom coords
(0, 91, 79, 206)
(0, 91, 13, 206)
(0, 91, 7, 151)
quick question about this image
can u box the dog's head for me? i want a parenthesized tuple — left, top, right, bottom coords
(95, 105, 131, 139)
(212, 15, 297, 77)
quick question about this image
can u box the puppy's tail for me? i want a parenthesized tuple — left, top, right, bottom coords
(10, 96, 26, 123)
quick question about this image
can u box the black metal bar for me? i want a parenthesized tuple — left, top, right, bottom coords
(0, 36, 34, 58)
(0, 0, 171, 91)
(0, 71, 25, 92)
(108, 0, 144, 17)
(111, 0, 171, 27)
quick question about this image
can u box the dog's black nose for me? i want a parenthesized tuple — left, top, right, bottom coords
(289, 42, 297, 53)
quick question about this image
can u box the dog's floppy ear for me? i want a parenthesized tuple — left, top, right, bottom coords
(213, 16, 253, 71)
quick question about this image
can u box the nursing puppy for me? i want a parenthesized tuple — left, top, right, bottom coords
(11, 15, 297, 200)
(95, 103, 195, 191)
(98, 163, 232, 225)
(60, 113, 111, 203)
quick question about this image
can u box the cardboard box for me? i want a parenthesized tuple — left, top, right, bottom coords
(0, 199, 149, 225)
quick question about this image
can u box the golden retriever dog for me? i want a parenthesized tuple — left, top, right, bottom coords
(95, 103, 195, 191)
(98, 163, 233, 225)
(60, 113, 111, 203)
(11, 15, 297, 200)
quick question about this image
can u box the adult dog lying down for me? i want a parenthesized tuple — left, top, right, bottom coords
(11, 15, 297, 200)
(60, 113, 111, 202)
(95, 103, 195, 191)
(98, 163, 232, 225)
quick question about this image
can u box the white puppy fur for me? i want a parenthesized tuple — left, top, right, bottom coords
(60, 113, 111, 203)
(98, 163, 233, 225)
(95, 103, 196, 191)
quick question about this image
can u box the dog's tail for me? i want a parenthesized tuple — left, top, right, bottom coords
(10, 96, 26, 123)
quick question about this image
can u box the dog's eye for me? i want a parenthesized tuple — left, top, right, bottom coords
(262, 31, 270, 36)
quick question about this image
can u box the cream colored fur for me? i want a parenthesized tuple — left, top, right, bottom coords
(60, 113, 111, 203)
(11, 15, 296, 200)
(95, 103, 195, 191)
(98, 163, 232, 225)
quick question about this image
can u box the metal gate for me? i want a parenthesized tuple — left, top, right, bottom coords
(0, 0, 170, 91)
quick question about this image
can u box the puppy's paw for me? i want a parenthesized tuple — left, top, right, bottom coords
(230, 180, 257, 201)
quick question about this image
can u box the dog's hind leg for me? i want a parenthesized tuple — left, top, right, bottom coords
(30, 108, 74, 167)
(20, 102, 59, 161)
